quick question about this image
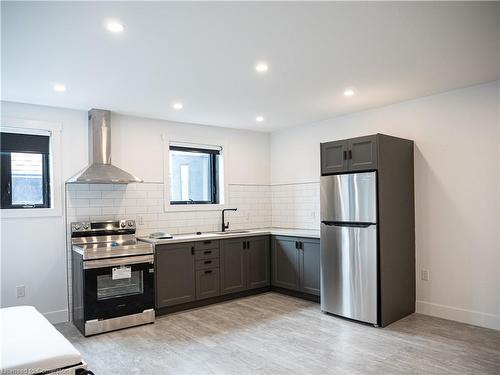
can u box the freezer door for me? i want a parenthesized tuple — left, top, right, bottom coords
(320, 223, 377, 324)
(320, 172, 377, 223)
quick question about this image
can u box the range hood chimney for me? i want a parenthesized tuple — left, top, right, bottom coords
(67, 109, 143, 184)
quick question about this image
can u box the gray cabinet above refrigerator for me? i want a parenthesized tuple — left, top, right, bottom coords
(321, 134, 378, 174)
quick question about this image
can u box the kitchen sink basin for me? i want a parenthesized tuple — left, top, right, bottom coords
(214, 230, 250, 235)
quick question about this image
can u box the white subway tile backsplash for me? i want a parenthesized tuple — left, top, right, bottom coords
(75, 207, 102, 216)
(114, 198, 137, 207)
(89, 184, 114, 191)
(75, 191, 101, 199)
(68, 199, 90, 208)
(66, 184, 89, 191)
(146, 191, 163, 199)
(101, 190, 125, 199)
(89, 199, 114, 207)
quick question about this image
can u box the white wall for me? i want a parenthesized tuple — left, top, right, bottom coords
(0, 102, 88, 323)
(0, 101, 270, 322)
(270, 81, 500, 330)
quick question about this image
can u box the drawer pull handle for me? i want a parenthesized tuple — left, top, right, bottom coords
(203, 250, 212, 255)
(205, 270, 213, 274)
(203, 241, 211, 244)
(204, 260, 212, 264)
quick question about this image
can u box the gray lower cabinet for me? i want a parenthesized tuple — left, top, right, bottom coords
(271, 236, 320, 296)
(220, 238, 247, 295)
(271, 236, 300, 291)
(246, 236, 270, 289)
(299, 238, 321, 296)
(195, 269, 220, 300)
(220, 236, 270, 295)
(156, 242, 196, 307)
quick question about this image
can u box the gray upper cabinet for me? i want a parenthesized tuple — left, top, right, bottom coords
(348, 135, 378, 171)
(246, 236, 270, 289)
(299, 239, 321, 296)
(156, 242, 196, 307)
(321, 135, 378, 174)
(271, 236, 320, 296)
(220, 238, 247, 295)
(321, 140, 348, 174)
(271, 236, 300, 291)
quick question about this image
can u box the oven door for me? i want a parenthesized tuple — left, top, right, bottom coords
(83, 255, 154, 321)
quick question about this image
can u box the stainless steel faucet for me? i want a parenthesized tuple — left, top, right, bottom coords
(221, 208, 237, 232)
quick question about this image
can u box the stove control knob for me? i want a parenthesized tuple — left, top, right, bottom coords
(120, 222, 126, 228)
(128, 221, 134, 227)
(74, 224, 80, 230)
(83, 224, 89, 230)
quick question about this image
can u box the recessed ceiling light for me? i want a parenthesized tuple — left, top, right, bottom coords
(256, 116, 264, 123)
(255, 62, 269, 73)
(53, 83, 66, 92)
(106, 21, 124, 33)
(172, 102, 183, 110)
(344, 89, 355, 97)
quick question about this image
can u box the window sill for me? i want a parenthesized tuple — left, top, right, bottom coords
(164, 203, 227, 212)
(0, 206, 62, 219)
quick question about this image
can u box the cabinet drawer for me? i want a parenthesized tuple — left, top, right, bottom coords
(195, 258, 220, 270)
(196, 269, 220, 300)
(194, 240, 219, 251)
(195, 248, 219, 260)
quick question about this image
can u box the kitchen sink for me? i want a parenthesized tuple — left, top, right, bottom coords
(214, 230, 250, 235)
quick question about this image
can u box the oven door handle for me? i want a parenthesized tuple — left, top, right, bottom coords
(83, 254, 154, 269)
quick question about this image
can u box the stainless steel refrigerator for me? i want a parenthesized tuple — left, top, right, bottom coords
(320, 171, 378, 325)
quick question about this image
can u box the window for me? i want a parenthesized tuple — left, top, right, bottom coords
(1, 132, 51, 209)
(169, 145, 220, 205)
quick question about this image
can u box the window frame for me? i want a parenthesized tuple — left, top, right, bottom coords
(0, 118, 62, 219)
(163, 136, 227, 212)
(1, 133, 51, 209)
(168, 145, 220, 205)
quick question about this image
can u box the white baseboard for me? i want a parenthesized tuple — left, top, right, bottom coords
(416, 300, 500, 331)
(43, 309, 69, 324)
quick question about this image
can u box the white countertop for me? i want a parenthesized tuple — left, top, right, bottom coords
(138, 227, 319, 245)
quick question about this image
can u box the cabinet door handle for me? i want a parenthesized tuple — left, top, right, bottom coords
(343, 150, 347, 160)
(247, 241, 250, 249)
(203, 240, 211, 244)
(348, 150, 352, 159)
(205, 270, 213, 274)
(243, 241, 246, 249)
(300, 242, 304, 250)
(203, 250, 212, 255)
(191, 246, 195, 255)
(204, 260, 212, 264)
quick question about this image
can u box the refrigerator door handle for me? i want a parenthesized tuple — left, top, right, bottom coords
(321, 221, 375, 228)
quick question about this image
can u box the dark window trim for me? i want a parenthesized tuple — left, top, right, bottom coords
(169, 145, 220, 205)
(1, 132, 51, 209)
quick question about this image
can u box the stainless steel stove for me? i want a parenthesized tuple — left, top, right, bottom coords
(71, 219, 154, 336)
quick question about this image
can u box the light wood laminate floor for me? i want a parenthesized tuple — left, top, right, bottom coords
(57, 292, 500, 374)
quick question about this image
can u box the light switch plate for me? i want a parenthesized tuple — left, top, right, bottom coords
(16, 285, 25, 298)
(421, 269, 429, 281)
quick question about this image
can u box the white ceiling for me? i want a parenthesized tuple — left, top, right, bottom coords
(2, 2, 499, 131)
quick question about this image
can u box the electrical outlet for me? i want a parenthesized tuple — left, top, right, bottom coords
(421, 269, 429, 281)
(16, 285, 25, 298)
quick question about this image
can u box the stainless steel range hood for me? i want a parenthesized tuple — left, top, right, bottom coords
(67, 109, 143, 184)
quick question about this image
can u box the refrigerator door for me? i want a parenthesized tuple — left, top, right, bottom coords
(320, 223, 377, 324)
(320, 172, 377, 224)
